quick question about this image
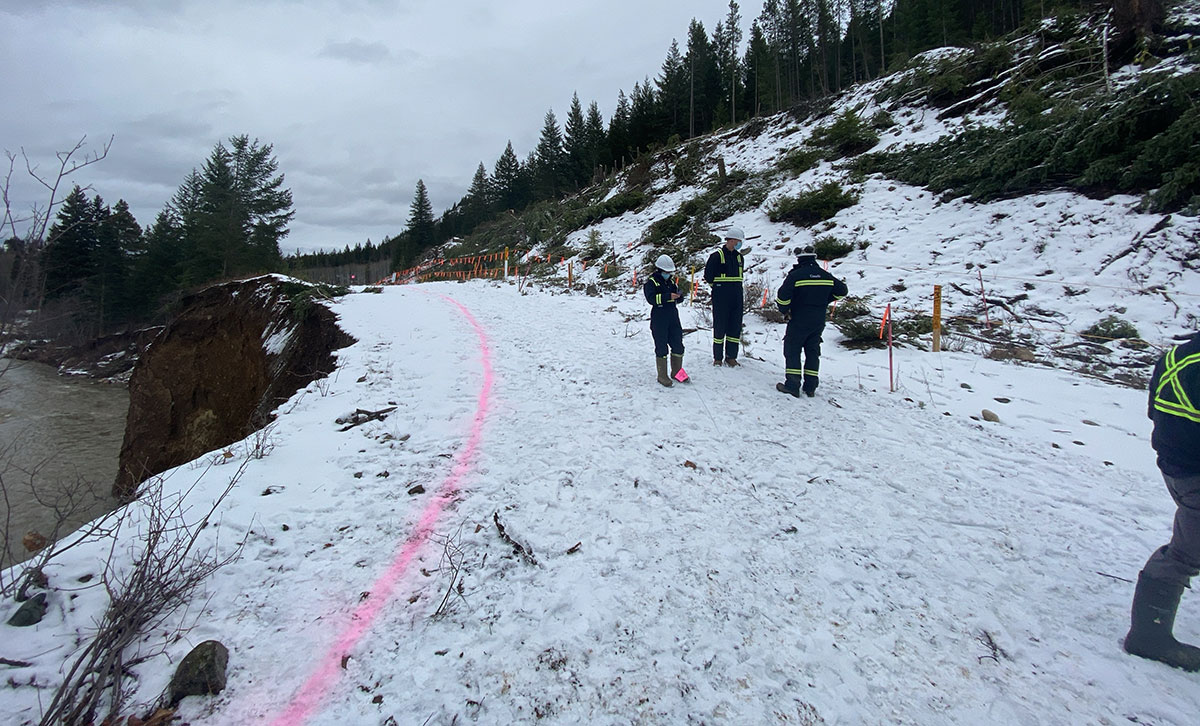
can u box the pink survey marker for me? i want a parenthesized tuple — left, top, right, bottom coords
(269, 294, 493, 726)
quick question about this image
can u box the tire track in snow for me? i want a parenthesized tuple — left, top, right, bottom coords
(268, 294, 493, 726)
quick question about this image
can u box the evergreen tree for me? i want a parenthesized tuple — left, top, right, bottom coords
(744, 20, 775, 115)
(108, 200, 144, 258)
(463, 162, 492, 229)
(129, 209, 184, 317)
(532, 109, 567, 200)
(406, 179, 436, 254)
(780, 0, 814, 102)
(657, 40, 690, 139)
(492, 141, 524, 212)
(584, 101, 610, 176)
(685, 19, 722, 136)
(181, 135, 293, 283)
(92, 197, 142, 326)
(229, 135, 292, 272)
(519, 151, 537, 206)
(390, 231, 416, 270)
(608, 90, 632, 165)
(715, 1, 744, 125)
(629, 78, 664, 153)
(563, 93, 591, 189)
(42, 186, 99, 301)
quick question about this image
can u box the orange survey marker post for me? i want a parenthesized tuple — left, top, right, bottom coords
(978, 269, 991, 329)
(932, 285, 943, 352)
(880, 303, 894, 393)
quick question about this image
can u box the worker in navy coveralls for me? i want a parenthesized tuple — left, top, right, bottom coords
(774, 246, 848, 398)
(704, 227, 746, 367)
(1125, 331, 1200, 672)
(644, 254, 686, 388)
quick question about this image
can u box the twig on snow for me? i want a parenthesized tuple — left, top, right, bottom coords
(336, 406, 397, 431)
(1, 657, 33, 667)
(430, 529, 469, 620)
(493, 512, 538, 566)
(977, 630, 1009, 664)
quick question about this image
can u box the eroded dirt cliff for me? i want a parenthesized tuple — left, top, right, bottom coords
(113, 277, 354, 497)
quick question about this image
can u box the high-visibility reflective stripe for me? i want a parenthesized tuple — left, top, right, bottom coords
(1156, 349, 1198, 406)
(776, 296, 791, 305)
(713, 337, 726, 344)
(785, 368, 804, 375)
(833, 294, 846, 300)
(726, 337, 741, 343)
(794, 279, 834, 287)
(1154, 348, 1200, 421)
(1164, 350, 1200, 411)
(714, 249, 743, 282)
(656, 293, 662, 304)
(804, 369, 819, 377)
(1155, 400, 1200, 423)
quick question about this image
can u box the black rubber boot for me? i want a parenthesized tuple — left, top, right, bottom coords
(1124, 572, 1200, 672)
(656, 357, 674, 388)
(775, 382, 800, 398)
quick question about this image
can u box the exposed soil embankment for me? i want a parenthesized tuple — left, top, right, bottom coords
(113, 277, 355, 497)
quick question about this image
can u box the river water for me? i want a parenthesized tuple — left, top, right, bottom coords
(0, 360, 128, 569)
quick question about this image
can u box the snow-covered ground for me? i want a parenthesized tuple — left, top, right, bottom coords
(4, 279, 1196, 725)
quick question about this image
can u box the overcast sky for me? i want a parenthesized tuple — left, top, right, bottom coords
(1, 0, 763, 255)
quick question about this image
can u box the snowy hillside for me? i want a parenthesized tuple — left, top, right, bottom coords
(440, 1, 1200, 388)
(3, 281, 1196, 725)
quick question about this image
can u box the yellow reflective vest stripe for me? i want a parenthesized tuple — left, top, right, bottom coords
(713, 249, 743, 283)
(1154, 348, 1200, 423)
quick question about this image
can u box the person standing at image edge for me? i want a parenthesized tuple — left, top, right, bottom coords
(643, 254, 687, 388)
(774, 246, 848, 398)
(1125, 330, 1200, 672)
(704, 227, 746, 367)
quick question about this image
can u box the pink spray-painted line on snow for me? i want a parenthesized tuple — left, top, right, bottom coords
(270, 295, 493, 726)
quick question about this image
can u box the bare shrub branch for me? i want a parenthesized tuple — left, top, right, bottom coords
(37, 459, 248, 725)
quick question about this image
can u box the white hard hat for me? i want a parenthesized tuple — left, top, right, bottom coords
(655, 254, 676, 272)
(723, 227, 746, 242)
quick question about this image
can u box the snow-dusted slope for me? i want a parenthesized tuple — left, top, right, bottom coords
(4, 281, 1194, 725)
(525, 5, 1200, 385)
(553, 100, 1199, 386)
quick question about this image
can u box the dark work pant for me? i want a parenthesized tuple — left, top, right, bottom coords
(711, 286, 743, 361)
(651, 308, 684, 358)
(1142, 472, 1200, 588)
(783, 321, 824, 393)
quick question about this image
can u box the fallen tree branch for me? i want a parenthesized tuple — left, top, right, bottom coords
(1, 656, 32, 667)
(336, 406, 397, 431)
(493, 512, 538, 566)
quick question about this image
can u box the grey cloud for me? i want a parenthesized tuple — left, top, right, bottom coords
(126, 112, 213, 142)
(319, 39, 397, 65)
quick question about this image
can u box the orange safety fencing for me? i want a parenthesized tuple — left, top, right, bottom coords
(383, 248, 627, 286)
